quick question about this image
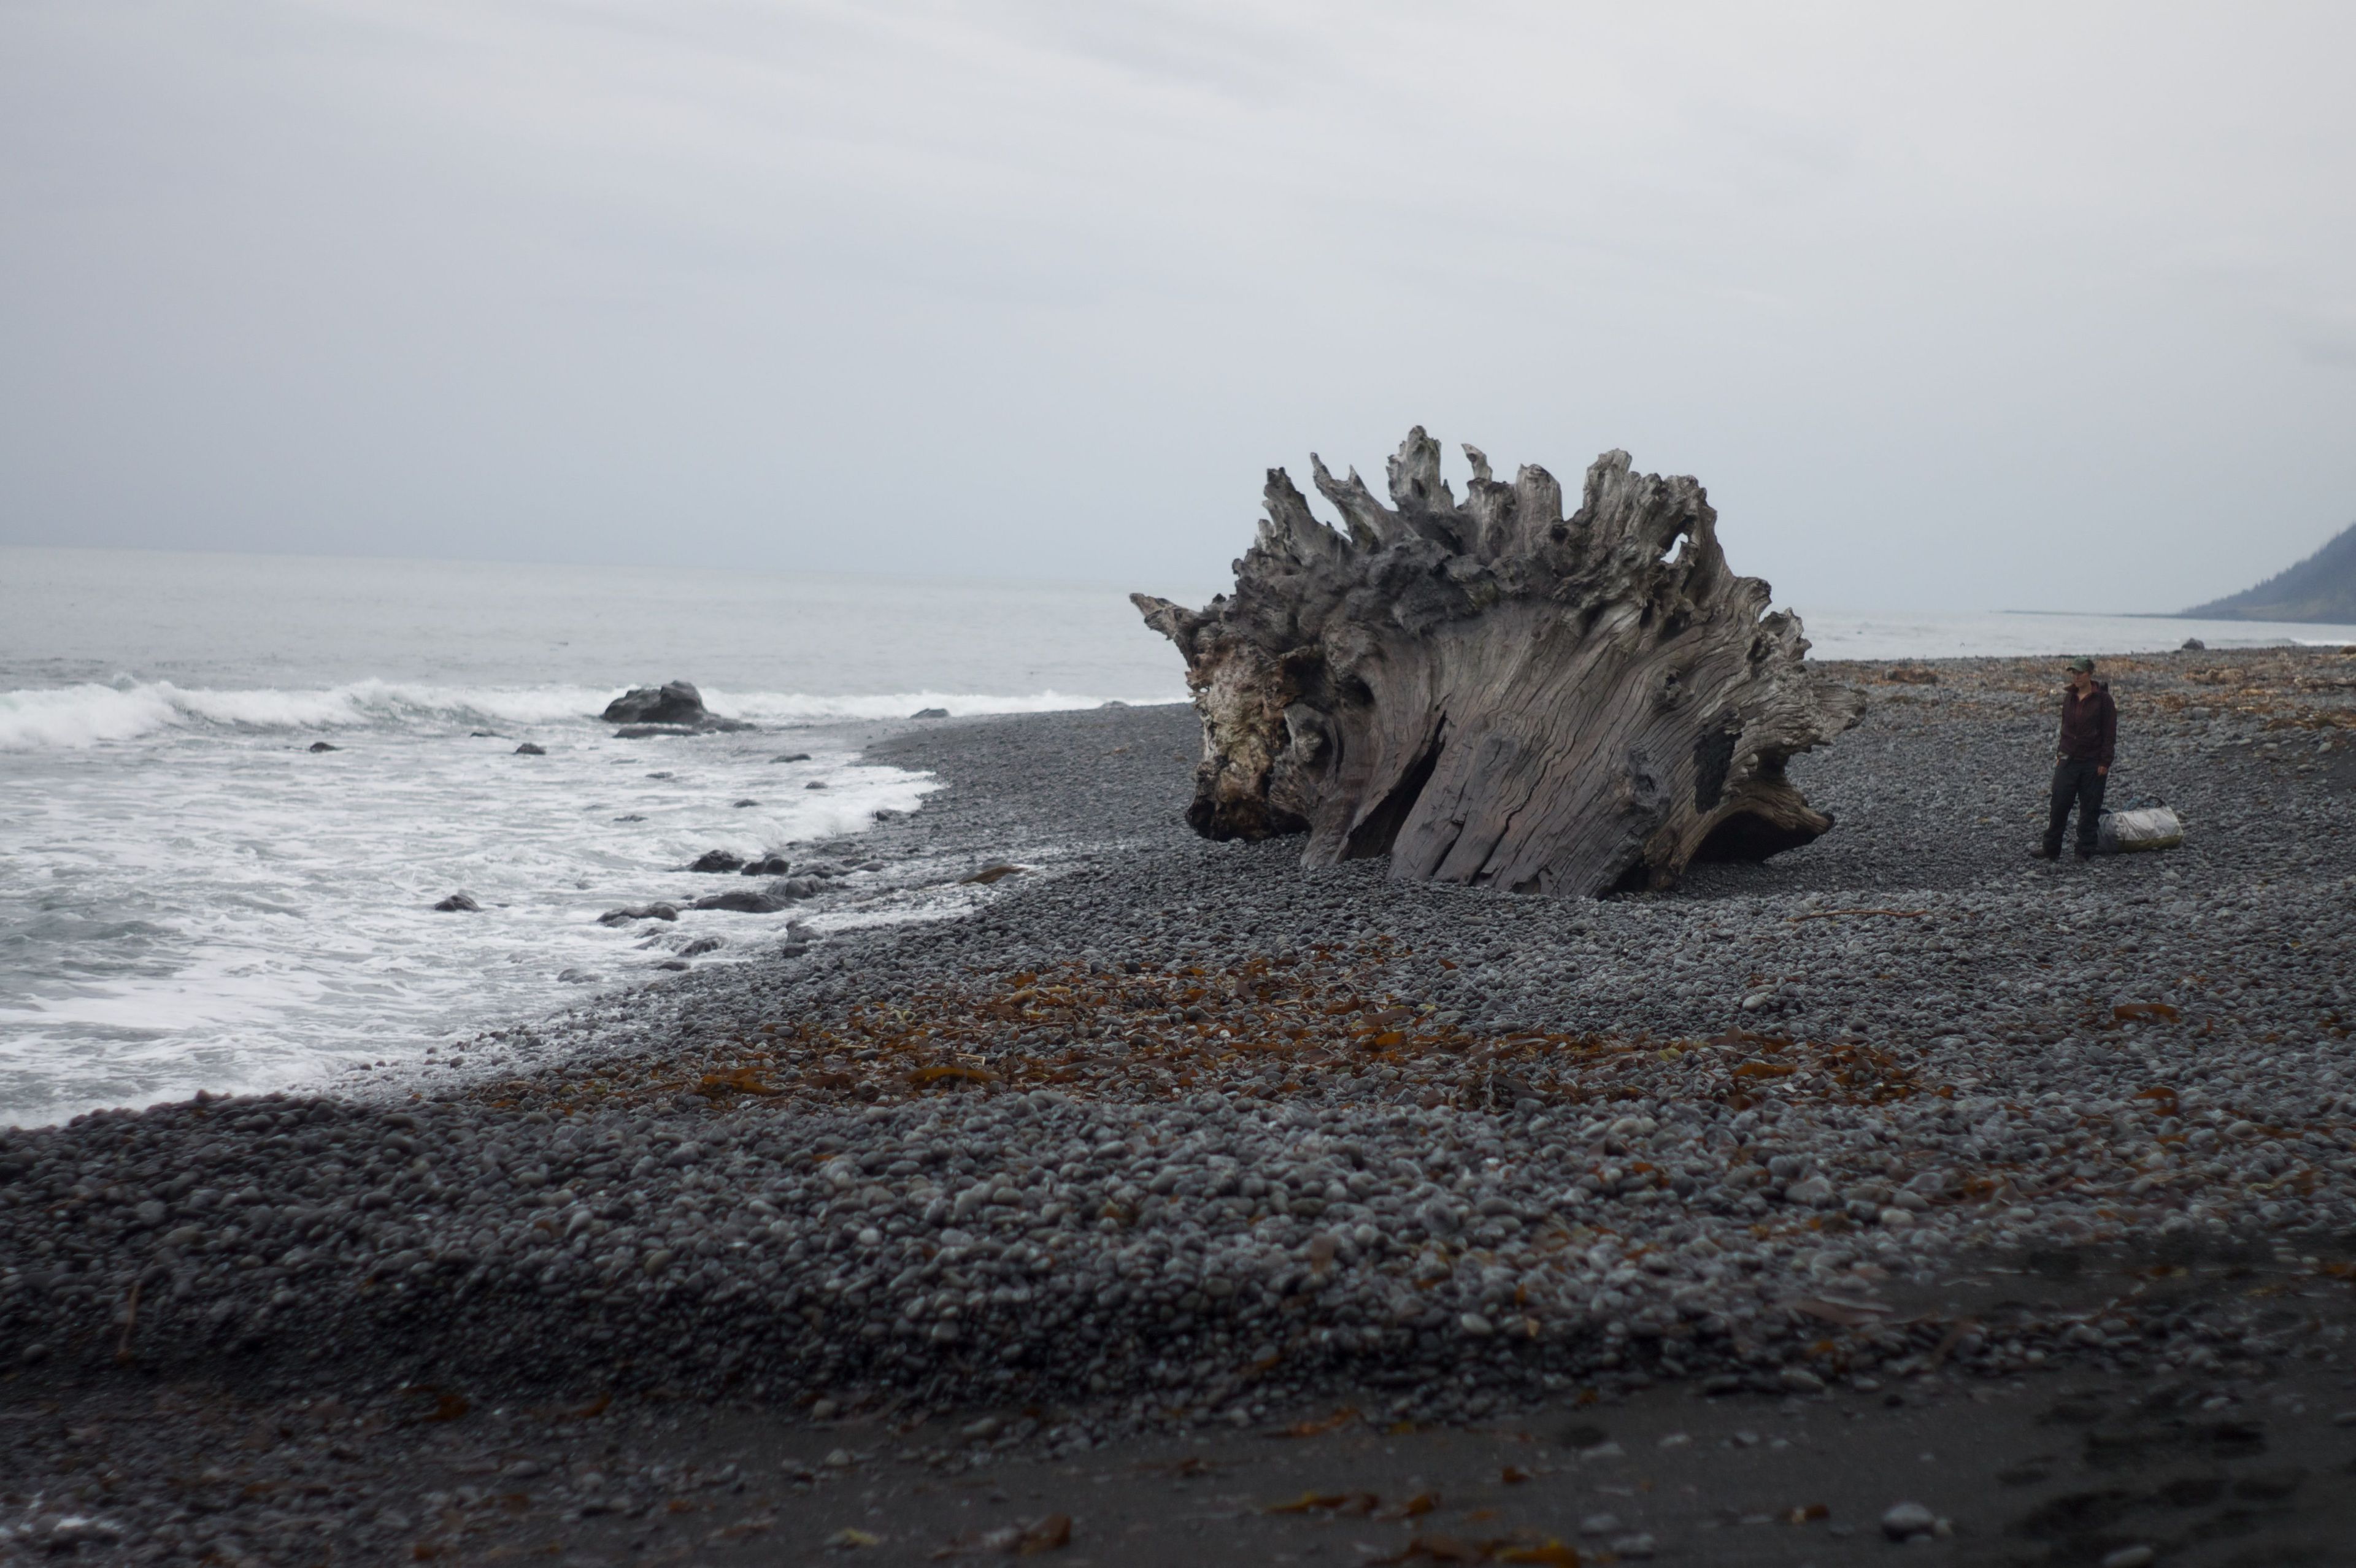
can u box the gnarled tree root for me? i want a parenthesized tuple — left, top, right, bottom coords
(1135, 429, 1863, 896)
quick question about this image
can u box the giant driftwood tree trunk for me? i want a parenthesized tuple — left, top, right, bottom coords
(1134, 429, 1863, 896)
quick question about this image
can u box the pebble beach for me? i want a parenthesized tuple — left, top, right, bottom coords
(5, 645, 2356, 1563)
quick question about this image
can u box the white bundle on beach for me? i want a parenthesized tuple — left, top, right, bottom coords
(2097, 805, 2184, 854)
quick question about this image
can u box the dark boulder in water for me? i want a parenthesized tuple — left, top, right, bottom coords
(772, 752, 811, 763)
(741, 855, 790, 876)
(910, 707, 950, 719)
(732, 799, 759, 808)
(308, 741, 339, 753)
(688, 850, 745, 873)
(690, 886, 796, 913)
(596, 902, 679, 925)
(514, 742, 546, 755)
(433, 892, 480, 912)
(601, 680, 752, 731)
(603, 680, 709, 725)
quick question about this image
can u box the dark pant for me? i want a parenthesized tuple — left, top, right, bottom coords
(2046, 759, 2108, 856)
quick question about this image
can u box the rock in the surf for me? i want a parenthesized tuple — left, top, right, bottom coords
(432, 892, 480, 912)
(688, 850, 746, 873)
(602, 680, 710, 725)
(596, 902, 679, 925)
(514, 742, 546, 755)
(690, 885, 798, 913)
(601, 680, 750, 731)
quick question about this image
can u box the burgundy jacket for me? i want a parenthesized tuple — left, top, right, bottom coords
(2058, 682, 2116, 767)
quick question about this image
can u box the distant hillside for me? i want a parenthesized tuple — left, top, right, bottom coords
(2184, 518, 2356, 622)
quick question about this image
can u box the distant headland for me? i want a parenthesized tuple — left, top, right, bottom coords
(2184, 518, 2356, 622)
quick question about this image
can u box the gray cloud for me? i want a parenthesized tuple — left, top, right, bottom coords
(3, 1, 2352, 612)
(2296, 316, 2356, 370)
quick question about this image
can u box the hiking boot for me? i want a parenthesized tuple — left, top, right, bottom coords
(2028, 846, 2058, 861)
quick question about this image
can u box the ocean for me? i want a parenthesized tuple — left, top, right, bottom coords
(5, 543, 2352, 1128)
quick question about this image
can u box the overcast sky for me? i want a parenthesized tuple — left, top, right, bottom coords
(4, 1, 2352, 613)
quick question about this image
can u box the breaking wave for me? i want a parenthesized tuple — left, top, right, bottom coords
(0, 679, 1174, 751)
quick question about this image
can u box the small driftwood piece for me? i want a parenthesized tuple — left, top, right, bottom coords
(1134, 428, 1863, 896)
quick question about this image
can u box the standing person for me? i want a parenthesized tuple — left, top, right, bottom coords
(2033, 656, 2116, 861)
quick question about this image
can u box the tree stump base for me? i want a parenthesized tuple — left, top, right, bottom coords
(1134, 429, 1863, 897)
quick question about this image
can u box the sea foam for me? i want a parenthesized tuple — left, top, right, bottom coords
(0, 679, 1164, 750)
(0, 720, 944, 1126)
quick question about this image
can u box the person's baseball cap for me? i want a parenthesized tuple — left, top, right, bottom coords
(2065, 656, 2095, 673)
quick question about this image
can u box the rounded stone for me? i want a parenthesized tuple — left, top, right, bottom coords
(1881, 1502, 1936, 1541)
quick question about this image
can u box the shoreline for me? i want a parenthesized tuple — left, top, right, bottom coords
(4, 645, 2355, 1561)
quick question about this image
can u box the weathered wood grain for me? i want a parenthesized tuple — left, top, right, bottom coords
(1134, 429, 1863, 896)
